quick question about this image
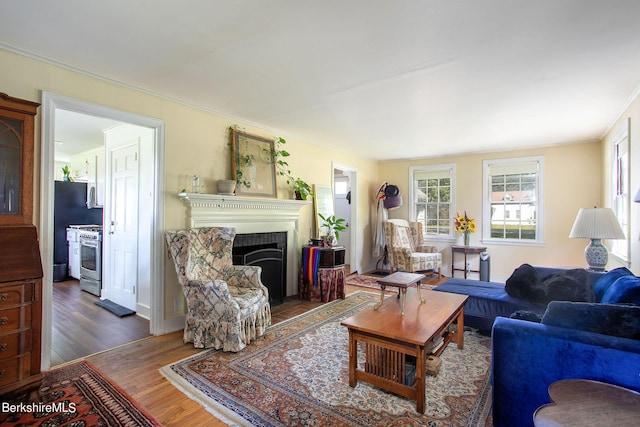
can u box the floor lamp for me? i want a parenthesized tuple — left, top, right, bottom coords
(569, 207, 625, 271)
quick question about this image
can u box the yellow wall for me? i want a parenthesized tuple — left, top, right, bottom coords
(378, 142, 604, 281)
(0, 49, 379, 323)
(601, 94, 640, 275)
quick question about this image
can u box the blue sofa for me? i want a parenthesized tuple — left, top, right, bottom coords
(433, 266, 604, 332)
(490, 267, 640, 426)
(492, 307, 640, 426)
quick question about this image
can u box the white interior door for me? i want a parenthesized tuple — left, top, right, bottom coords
(103, 137, 139, 310)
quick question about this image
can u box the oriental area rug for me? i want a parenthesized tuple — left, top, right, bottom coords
(160, 292, 493, 426)
(0, 360, 160, 426)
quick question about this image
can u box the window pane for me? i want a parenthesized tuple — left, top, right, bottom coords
(485, 158, 542, 242)
(412, 166, 454, 238)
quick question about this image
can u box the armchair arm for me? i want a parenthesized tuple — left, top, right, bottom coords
(491, 317, 640, 427)
(416, 244, 439, 253)
(184, 279, 240, 313)
(225, 265, 265, 289)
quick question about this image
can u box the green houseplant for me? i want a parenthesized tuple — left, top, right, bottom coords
(61, 165, 73, 182)
(293, 178, 313, 200)
(318, 213, 347, 246)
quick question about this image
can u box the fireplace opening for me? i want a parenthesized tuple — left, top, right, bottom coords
(233, 232, 287, 305)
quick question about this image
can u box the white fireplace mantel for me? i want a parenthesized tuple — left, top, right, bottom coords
(178, 193, 311, 296)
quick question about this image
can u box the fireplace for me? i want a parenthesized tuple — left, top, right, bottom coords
(179, 193, 310, 298)
(233, 232, 287, 305)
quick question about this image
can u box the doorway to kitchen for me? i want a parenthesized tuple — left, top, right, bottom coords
(40, 92, 165, 369)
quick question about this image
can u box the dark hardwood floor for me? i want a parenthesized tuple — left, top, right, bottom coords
(52, 279, 150, 366)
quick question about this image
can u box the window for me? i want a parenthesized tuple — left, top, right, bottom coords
(611, 120, 629, 262)
(483, 156, 543, 243)
(409, 164, 455, 239)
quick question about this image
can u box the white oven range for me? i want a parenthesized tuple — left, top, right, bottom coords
(79, 227, 102, 296)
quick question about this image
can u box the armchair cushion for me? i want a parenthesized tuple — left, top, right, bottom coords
(541, 301, 640, 339)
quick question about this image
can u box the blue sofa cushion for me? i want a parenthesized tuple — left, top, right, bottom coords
(601, 275, 640, 305)
(505, 264, 590, 306)
(542, 300, 640, 339)
(593, 267, 634, 303)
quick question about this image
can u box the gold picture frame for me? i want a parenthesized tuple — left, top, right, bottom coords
(231, 129, 277, 198)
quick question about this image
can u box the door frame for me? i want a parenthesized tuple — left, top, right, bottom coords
(40, 92, 166, 370)
(332, 162, 359, 273)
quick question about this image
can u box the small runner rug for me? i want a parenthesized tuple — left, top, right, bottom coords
(160, 292, 493, 426)
(0, 360, 160, 427)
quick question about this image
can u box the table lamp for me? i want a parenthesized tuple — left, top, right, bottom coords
(569, 207, 625, 271)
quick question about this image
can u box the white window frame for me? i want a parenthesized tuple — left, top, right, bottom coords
(409, 164, 456, 241)
(482, 156, 544, 245)
(610, 119, 630, 263)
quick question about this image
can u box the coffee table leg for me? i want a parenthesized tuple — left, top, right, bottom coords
(415, 345, 426, 413)
(374, 284, 386, 310)
(400, 288, 407, 316)
(457, 307, 464, 349)
(348, 330, 357, 387)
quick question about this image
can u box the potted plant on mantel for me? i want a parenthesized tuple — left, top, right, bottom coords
(272, 136, 314, 200)
(318, 213, 347, 247)
(293, 177, 313, 200)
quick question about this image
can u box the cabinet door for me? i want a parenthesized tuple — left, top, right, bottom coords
(0, 93, 39, 225)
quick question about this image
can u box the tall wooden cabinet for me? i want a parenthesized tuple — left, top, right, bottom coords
(0, 93, 43, 396)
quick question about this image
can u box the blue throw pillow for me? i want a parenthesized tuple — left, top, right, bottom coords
(593, 267, 633, 303)
(542, 301, 640, 339)
(601, 275, 640, 305)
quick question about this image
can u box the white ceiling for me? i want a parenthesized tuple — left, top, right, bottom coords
(3, 1, 640, 161)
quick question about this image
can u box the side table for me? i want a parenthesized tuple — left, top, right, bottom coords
(533, 379, 640, 426)
(451, 245, 486, 279)
(299, 246, 346, 302)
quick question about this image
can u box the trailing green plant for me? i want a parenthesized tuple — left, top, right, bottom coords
(318, 213, 347, 240)
(293, 178, 313, 200)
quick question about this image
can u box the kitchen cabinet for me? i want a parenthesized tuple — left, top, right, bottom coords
(67, 228, 81, 279)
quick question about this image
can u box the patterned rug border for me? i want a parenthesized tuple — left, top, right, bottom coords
(160, 292, 492, 427)
(1, 360, 160, 427)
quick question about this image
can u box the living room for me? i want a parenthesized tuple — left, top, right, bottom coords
(2, 2, 640, 426)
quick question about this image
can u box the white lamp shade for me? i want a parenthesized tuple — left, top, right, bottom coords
(569, 208, 625, 240)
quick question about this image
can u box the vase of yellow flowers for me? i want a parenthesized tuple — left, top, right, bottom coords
(454, 211, 476, 246)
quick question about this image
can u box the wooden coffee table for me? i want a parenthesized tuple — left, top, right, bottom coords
(341, 288, 468, 413)
(375, 271, 426, 316)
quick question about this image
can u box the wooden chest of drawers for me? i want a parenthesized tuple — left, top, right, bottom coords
(0, 226, 43, 396)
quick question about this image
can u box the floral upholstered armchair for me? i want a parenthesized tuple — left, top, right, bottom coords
(165, 227, 271, 352)
(383, 219, 442, 277)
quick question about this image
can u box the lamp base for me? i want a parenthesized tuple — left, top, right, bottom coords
(584, 238, 608, 272)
